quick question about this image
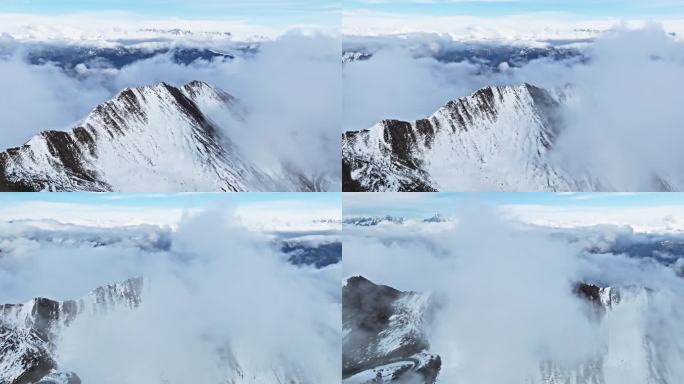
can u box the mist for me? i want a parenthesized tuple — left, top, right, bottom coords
(343, 48, 482, 131)
(0, 207, 341, 384)
(552, 22, 684, 190)
(343, 201, 684, 383)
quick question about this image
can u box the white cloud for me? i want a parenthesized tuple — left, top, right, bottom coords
(0, 197, 340, 231)
(342, 9, 684, 38)
(344, 202, 684, 383)
(0, 206, 341, 383)
(500, 203, 684, 232)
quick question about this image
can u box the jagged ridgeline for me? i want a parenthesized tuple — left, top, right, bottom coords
(343, 82, 683, 192)
(343, 82, 682, 192)
(0, 278, 143, 384)
(0, 81, 327, 192)
(343, 84, 572, 192)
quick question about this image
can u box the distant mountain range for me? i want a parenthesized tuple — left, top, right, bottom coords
(342, 43, 586, 68)
(342, 215, 450, 226)
(26, 46, 236, 72)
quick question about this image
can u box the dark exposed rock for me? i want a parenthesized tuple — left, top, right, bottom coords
(343, 276, 440, 383)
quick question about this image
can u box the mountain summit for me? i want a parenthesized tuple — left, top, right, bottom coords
(343, 84, 583, 192)
(0, 278, 143, 384)
(0, 81, 324, 192)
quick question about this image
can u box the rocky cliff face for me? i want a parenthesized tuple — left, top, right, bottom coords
(343, 276, 440, 384)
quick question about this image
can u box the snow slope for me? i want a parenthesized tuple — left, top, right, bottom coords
(343, 84, 591, 192)
(343, 276, 441, 384)
(0, 278, 143, 384)
(0, 81, 324, 192)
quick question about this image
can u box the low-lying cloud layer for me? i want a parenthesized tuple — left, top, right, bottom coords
(0, 207, 341, 383)
(343, 201, 684, 383)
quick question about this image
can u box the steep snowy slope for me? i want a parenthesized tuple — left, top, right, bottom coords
(0, 81, 322, 192)
(343, 84, 595, 192)
(0, 278, 143, 384)
(343, 276, 441, 384)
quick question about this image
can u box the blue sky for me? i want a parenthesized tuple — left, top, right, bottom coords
(0, 192, 341, 210)
(343, 193, 684, 218)
(343, 0, 684, 19)
(0, 0, 340, 27)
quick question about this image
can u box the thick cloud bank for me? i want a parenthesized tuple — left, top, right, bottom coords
(0, 209, 341, 383)
(0, 31, 340, 182)
(552, 23, 684, 190)
(343, 203, 684, 383)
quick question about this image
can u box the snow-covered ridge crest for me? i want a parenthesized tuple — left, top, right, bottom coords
(0, 277, 143, 334)
(343, 83, 589, 192)
(0, 80, 321, 192)
(0, 277, 143, 384)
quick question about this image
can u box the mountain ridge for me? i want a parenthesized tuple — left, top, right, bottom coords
(0, 80, 323, 192)
(0, 277, 143, 384)
(343, 83, 587, 192)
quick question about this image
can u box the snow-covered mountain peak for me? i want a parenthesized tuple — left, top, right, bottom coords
(0, 277, 143, 384)
(0, 277, 144, 334)
(0, 80, 322, 192)
(343, 83, 588, 192)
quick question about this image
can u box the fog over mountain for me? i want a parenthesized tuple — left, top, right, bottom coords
(343, 203, 684, 383)
(0, 206, 341, 384)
